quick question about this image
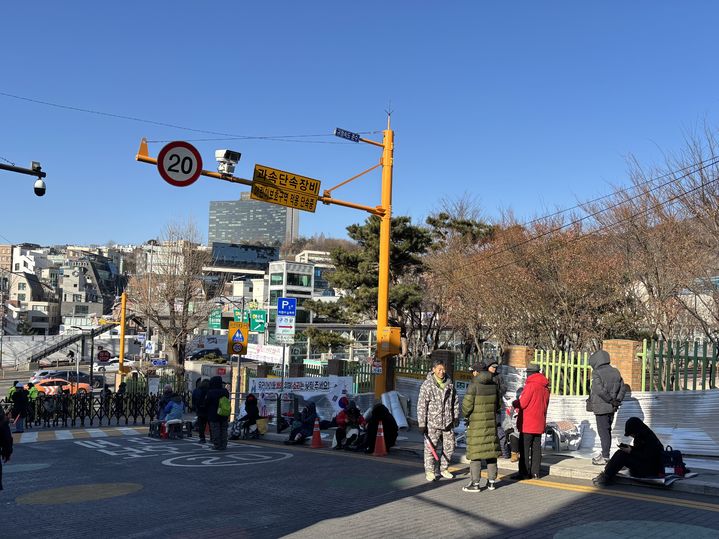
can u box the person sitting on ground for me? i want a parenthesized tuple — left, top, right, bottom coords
(157, 384, 174, 420)
(231, 393, 260, 440)
(285, 402, 318, 445)
(593, 417, 664, 487)
(362, 403, 398, 454)
(334, 400, 366, 450)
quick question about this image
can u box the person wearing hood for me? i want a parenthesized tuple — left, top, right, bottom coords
(588, 350, 627, 466)
(231, 393, 260, 440)
(513, 364, 550, 479)
(285, 402, 318, 445)
(0, 409, 13, 491)
(333, 399, 366, 450)
(363, 402, 398, 454)
(192, 378, 210, 443)
(157, 384, 174, 421)
(593, 417, 664, 486)
(461, 363, 501, 492)
(163, 394, 184, 422)
(205, 376, 230, 450)
(417, 358, 460, 482)
(11, 383, 29, 434)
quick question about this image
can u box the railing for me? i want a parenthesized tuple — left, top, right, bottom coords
(532, 349, 591, 396)
(1, 391, 191, 428)
(640, 339, 718, 392)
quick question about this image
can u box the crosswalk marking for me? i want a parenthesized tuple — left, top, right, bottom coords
(13, 426, 149, 444)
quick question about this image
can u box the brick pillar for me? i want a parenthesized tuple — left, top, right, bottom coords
(503, 345, 534, 369)
(326, 358, 345, 376)
(602, 339, 642, 392)
(288, 363, 304, 378)
(256, 363, 272, 378)
(430, 349, 456, 380)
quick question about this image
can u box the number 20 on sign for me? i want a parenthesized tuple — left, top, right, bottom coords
(157, 141, 203, 187)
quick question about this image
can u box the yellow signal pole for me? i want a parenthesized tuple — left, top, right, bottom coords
(374, 118, 394, 398)
(118, 292, 127, 377)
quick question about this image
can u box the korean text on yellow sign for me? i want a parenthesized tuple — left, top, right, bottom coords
(252, 164, 321, 196)
(251, 181, 318, 212)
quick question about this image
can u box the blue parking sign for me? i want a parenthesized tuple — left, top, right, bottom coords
(277, 297, 297, 317)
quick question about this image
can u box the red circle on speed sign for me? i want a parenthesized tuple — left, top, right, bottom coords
(157, 141, 203, 187)
(97, 350, 111, 362)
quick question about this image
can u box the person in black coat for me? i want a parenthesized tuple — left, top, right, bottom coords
(588, 350, 627, 465)
(11, 384, 29, 433)
(192, 379, 210, 443)
(593, 417, 664, 486)
(205, 376, 230, 450)
(363, 403, 399, 454)
(0, 409, 13, 490)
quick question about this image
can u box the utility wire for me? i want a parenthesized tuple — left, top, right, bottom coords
(0, 156, 16, 166)
(0, 91, 376, 144)
(446, 174, 719, 287)
(447, 155, 719, 275)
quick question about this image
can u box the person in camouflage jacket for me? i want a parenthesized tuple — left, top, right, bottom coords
(417, 359, 460, 481)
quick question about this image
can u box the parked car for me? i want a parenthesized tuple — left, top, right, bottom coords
(39, 370, 103, 387)
(93, 358, 136, 373)
(29, 370, 62, 384)
(28, 378, 91, 395)
(186, 348, 225, 362)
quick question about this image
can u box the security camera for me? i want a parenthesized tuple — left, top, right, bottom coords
(31, 161, 42, 173)
(34, 178, 46, 197)
(215, 149, 241, 175)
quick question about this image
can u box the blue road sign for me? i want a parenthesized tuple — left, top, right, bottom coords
(232, 329, 245, 342)
(152, 359, 168, 367)
(334, 127, 360, 143)
(277, 297, 297, 317)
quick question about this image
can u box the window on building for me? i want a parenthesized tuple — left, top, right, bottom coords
(286, 273, 311, 287)
(31, 316, 48, 323)
(269, 273, 284, 286)
(17, 293, 26, 301)
(269, 290, 282, 304)
(18, 283, 26, 291)
(74, 305, 89, 315)
(73, 294, 83, 302)
(14, 263, 19, 271)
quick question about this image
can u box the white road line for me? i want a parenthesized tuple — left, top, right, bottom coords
(86, 429, 108, 438)
(117, 427, 142, 436)
(54, 430, 74, 440)
(19, 432, 39, 443)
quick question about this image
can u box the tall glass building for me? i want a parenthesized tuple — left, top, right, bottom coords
(208, 192, 299, 246)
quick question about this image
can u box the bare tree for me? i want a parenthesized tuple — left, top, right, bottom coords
(125, 220, 221, 366)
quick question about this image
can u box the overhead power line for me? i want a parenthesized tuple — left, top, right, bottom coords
(0, 91, 377, 145)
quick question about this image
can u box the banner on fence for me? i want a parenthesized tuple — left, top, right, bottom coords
(249, 375, 353, 418)
(245, 343, 284, 364)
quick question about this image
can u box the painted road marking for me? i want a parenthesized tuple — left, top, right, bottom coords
(16, 483, 143, 505)
(18, 432, 38, 443)
(521, 478, 719, 513)
(13, 426, 148, 444)
(162, 451, 293, 467)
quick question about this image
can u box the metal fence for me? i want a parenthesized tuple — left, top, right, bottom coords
(1, 391, 191, 428)
(640, 339, 718, 392)
(532, 349, 591, 396)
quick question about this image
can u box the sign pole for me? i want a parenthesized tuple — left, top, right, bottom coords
(277, 344, 286, 434)
(375, 117, 394, 398)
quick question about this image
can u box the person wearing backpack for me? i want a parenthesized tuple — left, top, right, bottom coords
(205, 376, 230, 450)
(593, 417, 664, 486)
(588, 350, 627, 466)
(192, 378, 210, 443)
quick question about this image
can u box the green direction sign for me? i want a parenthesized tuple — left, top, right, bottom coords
(208, 308, 222, 329)
(249, 309, 267, 332)
(233, 309, 250, 323)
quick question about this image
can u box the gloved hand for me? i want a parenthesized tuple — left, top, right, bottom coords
(610, 399, 621, 409)
(453, 419, 460, 428)
(419, 426, 427, 435)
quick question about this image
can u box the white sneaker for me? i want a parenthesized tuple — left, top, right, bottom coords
(425, 471, 436, 482)
(487, 480, 496, 491)
(440, 469, 454, 479)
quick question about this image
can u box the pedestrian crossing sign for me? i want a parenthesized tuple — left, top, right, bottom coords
(227, 321, 249, 356)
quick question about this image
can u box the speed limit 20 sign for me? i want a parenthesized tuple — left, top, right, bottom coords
(157, 141, 203, 187)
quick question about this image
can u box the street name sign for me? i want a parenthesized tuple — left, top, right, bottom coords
(233, 309, 250, 323)
(249, 310, 267, 332)
(157, 141, 203, 187)
(208, 308, 222, 329)
(334, 127, 361, 143)
(152, 359, 168, 367)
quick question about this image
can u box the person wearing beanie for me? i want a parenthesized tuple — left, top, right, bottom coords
(512, 364, 550, 479)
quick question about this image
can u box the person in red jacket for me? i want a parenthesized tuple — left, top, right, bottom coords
(513, 364, 550, 479)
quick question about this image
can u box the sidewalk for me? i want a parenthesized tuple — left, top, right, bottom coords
(261, 422, 719, 497)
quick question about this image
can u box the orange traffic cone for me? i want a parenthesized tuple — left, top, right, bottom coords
(311, 417, 323, 448)
(372, 420, 388, 457)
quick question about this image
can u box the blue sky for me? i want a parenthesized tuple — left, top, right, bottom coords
(1, 1, 718, 246)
